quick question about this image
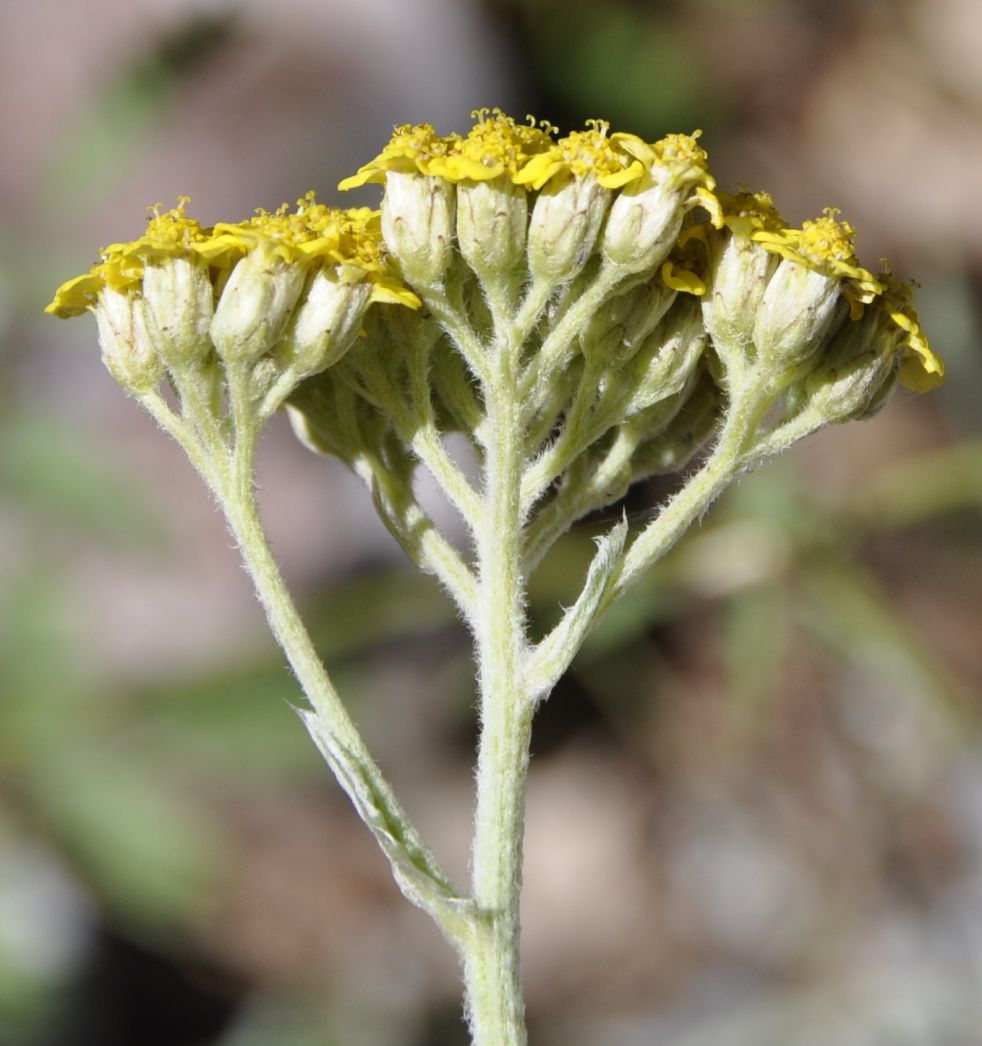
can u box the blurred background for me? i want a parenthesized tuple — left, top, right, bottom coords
(3, 0, 982, 1043)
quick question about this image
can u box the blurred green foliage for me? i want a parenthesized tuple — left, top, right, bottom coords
(42, 11, 240, 203)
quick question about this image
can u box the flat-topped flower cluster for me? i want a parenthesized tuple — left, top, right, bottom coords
(47, 107, 943, 517)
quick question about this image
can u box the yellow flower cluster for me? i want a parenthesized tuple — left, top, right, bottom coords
(681, 192, 943, 390)
(46, 108, 943, 395)
(341, 107, 714, 203)
(335, 110, 942, 391)
(653, 188, 941, 389)
(46, 194, 419, 320)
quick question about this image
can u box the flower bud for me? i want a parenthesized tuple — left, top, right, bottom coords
(287, 374, 346, 460)
(381, 171, 455, 289)
(94, 287, 163, 393)
(456, 177, 528, 283)
(287, 372, 378, 465)
(753, 261, 844, 373)
(801, 310, 899, 425)
(248, 356, 281, 403)
(580, 278, 677, 368)
(210, 244, 307, 364)
(624, 296, 707, 415)
(279, 271, 373, 379)
(141, 256, 214, 368)
(527, 176, 610, 284)
(633, 370, 721, 477)
(601, 175, 686, 273)
(702, 234, 778, 361)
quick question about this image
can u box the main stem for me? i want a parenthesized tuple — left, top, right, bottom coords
(465, 343, 533, 1045)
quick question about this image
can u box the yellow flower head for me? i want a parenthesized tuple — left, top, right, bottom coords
(339, 112, 719, 229)
(46, 198, 210, 317)
(338, 123, 460, 190)
(615, 130, 719, 216)
(752, 207, 882, 318)
(717, 189, 785, 238)
(515, 119, 646, 190)
(203, 194, 408, 287)
(339, 111, 561, 190)
(425, 108, 557, 182)
(209, 195, 422, 307)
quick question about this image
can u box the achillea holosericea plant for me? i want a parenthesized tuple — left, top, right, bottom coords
(47, 108, 944, 1044)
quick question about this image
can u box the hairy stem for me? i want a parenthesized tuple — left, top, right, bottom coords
(610, 387, 767, 602)
(165, 372, 472, 945)
(463, 307, 532, 1046)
